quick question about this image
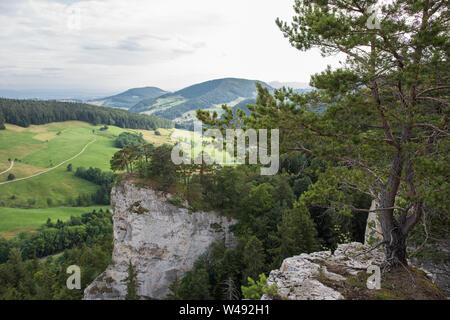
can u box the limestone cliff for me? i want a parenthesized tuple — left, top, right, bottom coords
(84, 180, 236, 300)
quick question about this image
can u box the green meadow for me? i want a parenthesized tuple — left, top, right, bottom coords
(0, 121, 175, 237)
(0, 122, 127, 207)
(0, 206, 107, 239)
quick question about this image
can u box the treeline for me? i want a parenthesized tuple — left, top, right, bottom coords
(0, 98, 173, 130)
(0, 234, 113, 300)
(74, 167, 115, 205)
(0, 209, 112, 264)
(0, 110, 5, 129)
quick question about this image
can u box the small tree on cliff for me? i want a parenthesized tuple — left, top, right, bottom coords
(122, 260, 139, 300)
(110, 146, 140, 173)
(198, 0, 449, 267)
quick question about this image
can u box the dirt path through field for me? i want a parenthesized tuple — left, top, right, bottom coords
(0, 160, 14, 176)
(0, 139, 96, 185)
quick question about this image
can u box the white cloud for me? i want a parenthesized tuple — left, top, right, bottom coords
(0, 0, 341, 93)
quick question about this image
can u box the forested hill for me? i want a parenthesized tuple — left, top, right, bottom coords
(0, 98, 173, 130)
(129, 78, 273, 119)
(89, 86, 167, 109)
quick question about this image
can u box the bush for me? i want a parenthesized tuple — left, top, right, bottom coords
(169, 195, 185, 208)
(115, 132, 145, 148)
(7, 173, 15, 181)
(241, 274, 278, 300)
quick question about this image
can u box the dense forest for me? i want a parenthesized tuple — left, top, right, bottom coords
(0, 209, 113, 299)
(110, 144, 369, 299)
(74, 167, 115, 205)
(0, 98, 173, 130)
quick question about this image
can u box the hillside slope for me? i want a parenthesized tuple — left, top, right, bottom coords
(129, 78, 273, 122)
(89, 87, 167, 109)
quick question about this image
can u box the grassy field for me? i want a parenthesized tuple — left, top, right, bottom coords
(0, 206, 107, 239)
(0, 121, 176, 238)
(0, 121, 175, 208)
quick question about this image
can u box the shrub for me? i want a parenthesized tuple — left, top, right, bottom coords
(241, 274, 278, 300)
(169, 195, 185, 208)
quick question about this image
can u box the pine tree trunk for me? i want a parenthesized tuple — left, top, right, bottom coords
(384, 227, 408, 266)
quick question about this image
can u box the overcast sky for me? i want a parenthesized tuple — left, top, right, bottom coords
(0, 0, 341, 94)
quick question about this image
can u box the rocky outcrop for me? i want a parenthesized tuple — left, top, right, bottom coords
(364, 200, 383, 246)
(84, 181, 236, 300)
(262, 242, 385, 300)
(409, 244, 450, 296)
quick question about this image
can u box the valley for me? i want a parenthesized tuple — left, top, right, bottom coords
(0, 121, 177, 238)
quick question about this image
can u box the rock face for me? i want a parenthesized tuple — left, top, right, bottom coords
(263, 242, 385, 300)
(409, 244, 450, 296)
(84, 181, 236, 300)
(364, 200, 383, 246)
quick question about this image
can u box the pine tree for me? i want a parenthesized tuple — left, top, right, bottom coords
(222, 278, 240, 300)
(122, 260, 139, 300)
(167, 275, 182, 300)
(198, 0, 449, 267)
(242, 236, 266, 283)
(272, 205, 318, 267)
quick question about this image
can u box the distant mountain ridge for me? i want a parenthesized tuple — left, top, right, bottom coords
(129, 78, 273, 122)
(89, 86, 167, 109)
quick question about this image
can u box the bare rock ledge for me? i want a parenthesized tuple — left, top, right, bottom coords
(262, 242, 385, 300)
